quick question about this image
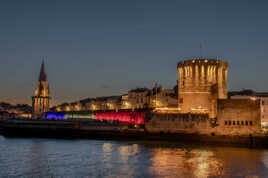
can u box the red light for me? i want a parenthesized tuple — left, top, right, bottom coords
(95, 111, 145, 124)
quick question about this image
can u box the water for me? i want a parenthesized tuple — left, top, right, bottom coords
(1, 136, 268, 178)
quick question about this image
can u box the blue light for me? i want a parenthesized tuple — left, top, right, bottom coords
(45, 112, 66, 119)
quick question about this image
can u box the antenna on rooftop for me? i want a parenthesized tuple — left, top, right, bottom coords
(200, 43, 203, 58)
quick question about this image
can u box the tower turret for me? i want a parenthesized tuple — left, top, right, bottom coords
(177, 58, 228, 118)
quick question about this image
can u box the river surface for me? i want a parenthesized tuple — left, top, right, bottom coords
(1, 136, 268, 178)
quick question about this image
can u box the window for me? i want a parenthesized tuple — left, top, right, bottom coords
(225, 121, 227, 125)
(237, 121, 240, 125)
(229, 121, 231, 125)
(233, 121, 236, 125)
(245, 121, 248, 125)
(241, 121, 244, 125)
(250, 121, 253, 126)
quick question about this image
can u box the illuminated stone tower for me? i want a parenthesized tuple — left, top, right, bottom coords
(32, 61, 51, 118)
(177, 59, 228, 118)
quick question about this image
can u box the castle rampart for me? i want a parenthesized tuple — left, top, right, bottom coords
(145, 113, 211, 134)
(215, 99, 262, 136)
(145, 98, 263, 136)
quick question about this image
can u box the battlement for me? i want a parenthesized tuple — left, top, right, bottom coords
(177, 59, 228, 68)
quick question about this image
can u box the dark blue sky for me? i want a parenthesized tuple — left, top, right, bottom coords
(1, 0, 268, 105)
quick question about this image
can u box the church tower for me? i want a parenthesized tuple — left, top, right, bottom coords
(32, 60, 51, 118)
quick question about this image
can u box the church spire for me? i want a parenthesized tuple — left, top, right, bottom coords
(39, 59, 47, 81)
(32, 59, 51, 118)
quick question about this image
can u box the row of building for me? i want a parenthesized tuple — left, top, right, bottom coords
(31, 61, 178, 117)
(51, 86, 178, 112)
(0, 102, 32, 119)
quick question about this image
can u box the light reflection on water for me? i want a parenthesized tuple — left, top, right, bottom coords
(149, 148, 224, 177)
(1, 136, 268, 178)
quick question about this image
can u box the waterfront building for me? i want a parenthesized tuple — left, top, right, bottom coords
(148, 89, 178, 109)
(67, 96, 122, 111)
(126, 85, 177, 110)
(128, 88, 150, 109)
(32, 61, 51, 118)
(53, 86, 178, 112)
(229, 90, 268, 128)
(84, 99, 98, 111)
(121, 94, 131, 109)
(0, 102, 32, 118)
(106, 97, 121, 111)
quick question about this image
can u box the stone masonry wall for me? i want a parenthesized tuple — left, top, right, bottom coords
(215, 99, 262, 136)
(145, 113, 211, 134)
(145, 99, 263, 136)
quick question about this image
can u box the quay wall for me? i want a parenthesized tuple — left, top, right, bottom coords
(145, 113, 211, 134)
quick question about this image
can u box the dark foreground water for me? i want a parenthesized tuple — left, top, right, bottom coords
(1, 136, 268, 178)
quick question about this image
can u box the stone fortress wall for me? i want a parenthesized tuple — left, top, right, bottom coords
(145, 58, 264, 136)
(145, 113, 211, 134)
(145, 99, 262, 136)
(215, 99, 262, 136)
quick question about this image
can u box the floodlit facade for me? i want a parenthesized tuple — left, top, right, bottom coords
(32, 61, 51, 118)
(177, 59, 228, 118)
(128, 88, 150, 109)
(229, 90, 268, 128)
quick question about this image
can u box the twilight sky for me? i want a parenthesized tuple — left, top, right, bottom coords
(0, 0, 268, 105)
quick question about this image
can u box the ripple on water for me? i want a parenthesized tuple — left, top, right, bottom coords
(1, 137, 268, 178)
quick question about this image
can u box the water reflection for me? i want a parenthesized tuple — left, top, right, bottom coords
(1, 137, 268, 178)
(149, 144, 268, 178)
(149, 148, 223, 177)
(27, 141, 51, 177)
(118, 144, 139, 162)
